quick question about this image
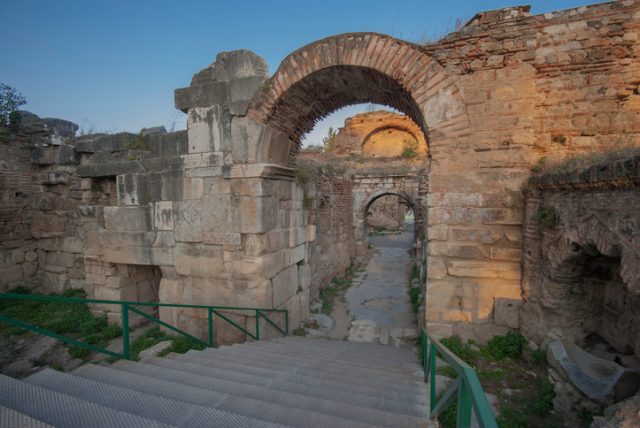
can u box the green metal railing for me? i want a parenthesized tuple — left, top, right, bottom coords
(421, 329, 498, 428)
(0, 293, 288, 360)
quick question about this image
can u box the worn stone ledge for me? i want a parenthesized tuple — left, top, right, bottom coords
(529, 155, 640, 191)
(222, 163, 296, 181)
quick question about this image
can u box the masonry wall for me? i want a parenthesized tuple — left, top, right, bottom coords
(0, 132, 37, 291)
(419, 0, 640, 340)
(521, 155, 640, 356)
(300, 161, 356, 296)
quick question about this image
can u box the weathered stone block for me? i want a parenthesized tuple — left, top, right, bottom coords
(230, 177, 275, 197)
(104, 206, 152, 231)
(448, 260, 520, 280)
(482, 208, 523, 225)
(429, 242, 490, 259)
(173, 200, 202, 242)
(98, 230, 156, 247)
(429, 207, 482, 226)
(272, 264, 299, 308)
(174, 243, 224, 278)
(237, 196, 277, 234)
(202, 232, 241, 246)
(494, 298, 522, 328)
(201, 193, 233, 234)
(154, 201, 174, 231)
(103, 246, 153, 266)
(187, 106, 223, 153)
(490, 247, 522, 261)
(451, 228, 502, 244)
(61, 237, 83, 254)
(427, 258, 448, 280)
(291, 244, 306, 264)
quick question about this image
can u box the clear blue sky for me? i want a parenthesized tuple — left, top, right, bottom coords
(2, 0, 601, 140)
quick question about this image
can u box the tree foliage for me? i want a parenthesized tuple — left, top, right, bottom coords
(0, 83, 26, 126)
(322, 126, 337, 153)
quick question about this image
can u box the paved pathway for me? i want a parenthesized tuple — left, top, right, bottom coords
(345, 224, 417, 345)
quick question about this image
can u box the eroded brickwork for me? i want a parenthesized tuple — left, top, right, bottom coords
(521, 156, 640, 356)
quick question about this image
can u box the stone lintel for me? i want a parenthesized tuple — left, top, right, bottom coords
(223, 163, 296, 181)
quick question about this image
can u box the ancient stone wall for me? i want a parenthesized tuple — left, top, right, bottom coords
(521, 155, 640, 358)
(1, 1, 639, 345)
(0, 131, 36, 291)
(0, 114, 82, 292)
(298, 159, 355, 296)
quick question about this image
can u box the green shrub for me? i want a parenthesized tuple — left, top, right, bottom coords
(401, 139, 419, 159)
(131, 326, 206, 360)
(537, 206, 558, 228)
(292, 327, 307, 337)
(487, 331, 526, 360)
(440, 335, 478, 366)
(532, 378, 555, 415)
(0, 287, 122, 360)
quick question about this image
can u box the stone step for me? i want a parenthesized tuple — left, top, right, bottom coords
(25, 369, 288, 428)
(215, 341, 419, 373)
(0, 404, 54, 428)
(231, 340, 415, 363)
(113, 358, 428, 418)
(73, 363, 430, 427)
(0, 373, 173, 428)
(261, 336, 418, 359)
(167, 352, 427, 404)
(181, 349, 424, 391)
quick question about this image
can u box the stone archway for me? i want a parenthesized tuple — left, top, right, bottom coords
(248, 32, 471, 158)
(355, 187, 421, 255)
(126, 29, 531, 342)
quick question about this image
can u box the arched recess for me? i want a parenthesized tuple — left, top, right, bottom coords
(532, 214, 640, 356)
(248, 32, 471, 159)
(361, 124, 428, 157)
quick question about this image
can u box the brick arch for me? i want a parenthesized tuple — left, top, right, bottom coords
(248, 32, 470, 147)
(546, 214, 640, 295)
(359, 189, 417, 222)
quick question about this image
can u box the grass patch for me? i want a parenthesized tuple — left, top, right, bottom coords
(292, 327, 307, 337)
(435, 392, 458, 428)
(408, 287, 420, 315)
(411, 264, 419, 280)
(319, 266, 357, 315)
(486, 331, 525, 360)
(437, 365, 458, 379)
(432, 332, 564, 428)
(130, 327, 206, 361)
(0, 287, 122, 360)
(440, 335, 478, 366)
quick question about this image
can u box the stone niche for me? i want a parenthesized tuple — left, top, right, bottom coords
(543, 246, 640, 357)
(521, 163, 640, 360)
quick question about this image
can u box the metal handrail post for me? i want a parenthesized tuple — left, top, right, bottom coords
(122, 303, 130, 360)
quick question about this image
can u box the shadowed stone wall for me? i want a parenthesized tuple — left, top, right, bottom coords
(521, 155, 640, 357)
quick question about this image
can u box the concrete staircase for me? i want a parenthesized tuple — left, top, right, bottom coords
(0, 336, 435, 427)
